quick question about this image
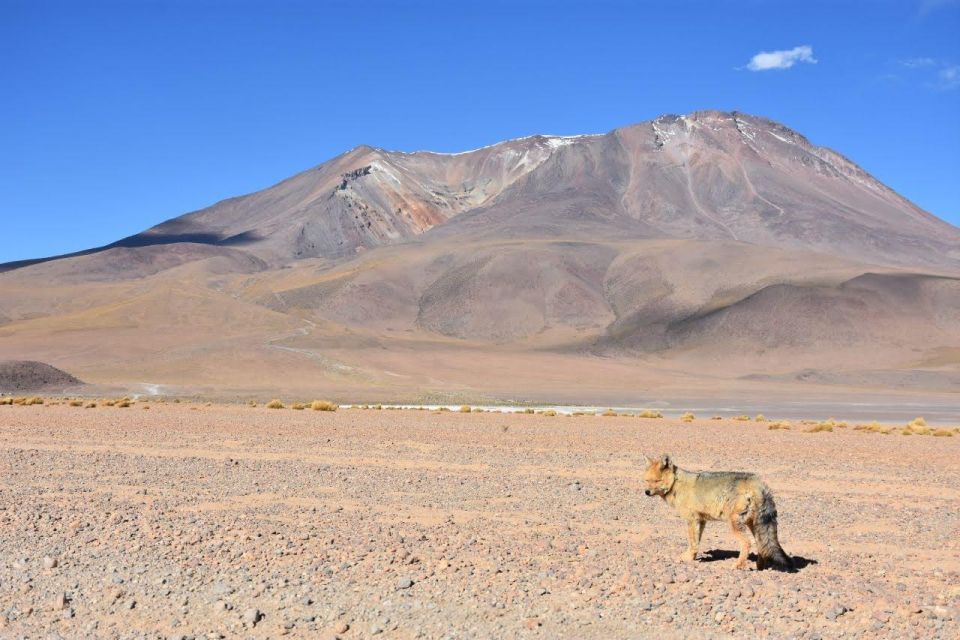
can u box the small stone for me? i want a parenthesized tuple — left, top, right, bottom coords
(243, 608, 262, 626)
(43, 556, 58, 569)
(51, 592, 68, 611)
(396, 577, 414, 590)
(524, 617, 542, 629)
(333, 622, 349, 634)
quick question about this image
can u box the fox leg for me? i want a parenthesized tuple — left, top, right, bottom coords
(681, 519, 702, 562)
(729, 516, 752, 569)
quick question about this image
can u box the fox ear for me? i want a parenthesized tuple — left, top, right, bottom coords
(643, 454, 654, 464)
(659, 454, 672, 469)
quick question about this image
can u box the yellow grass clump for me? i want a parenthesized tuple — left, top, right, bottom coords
(732, 415, 751, 422)
(541, 409, 557, 417)
(638, 409, 663, 419)
(85, 402, 96, 408)
(601, 409, 618, 417)
(710, 415, 722, 420)
(909, 417, 927, 427)
(804, 423, 833, 433)
(680, 412, 695, 423)
(266, 399, 284, 409)
(116, 399, 131, 408)
(932, 428, 953, 437)
(522, 408, 535, 414)
(69, 399, 84, 407)
(25, 397, 44, 406)
(854, 422, 893, 435)
(0, 398, 12, 405)
(902, 424, 932, 436)
(311, 400, 338, 411)
(248, 400, 257, 407)
(755, 414, 766, 422)
(291, 403, 305, 410)
(459, 405, 472, 413)
(768, 421, 792, 430)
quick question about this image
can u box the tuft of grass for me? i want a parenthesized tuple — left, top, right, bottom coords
(69, 399, 84, 407)
(601, 409, 618, 417)
(0, 398, 12, 405)
(768, 421, 792, 430)
(902, 424, 932, 436)
(458, 405, 472, 413)
(732, 415, 751, 422)
(804, 423, 833, 433)
(638, 409, 663, 419)
(311, 400, 338, 412)
(909, 417, 927, 427)
(541, 409, 557, 417)
(710, 415, 722, 420)
(116, 400, 131, 408)
(142, 405, 150, 410)
(755, 414, 766, 422)
(680, 412, 695, 423)
(25, 397, 44, 406)
(933, 428, 953, 437)
(248, 400, 257, 407)
(522, 408, 535, 414)
(85, 402, 97, 408)
(266, 399, 284, 409)
(291, 403, 305, 410)
(854, 422, 893, 435)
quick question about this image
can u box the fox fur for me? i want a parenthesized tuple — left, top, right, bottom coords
(643, 454, 795, 571)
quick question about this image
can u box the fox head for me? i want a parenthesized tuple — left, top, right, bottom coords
(643, 454, 676, 497)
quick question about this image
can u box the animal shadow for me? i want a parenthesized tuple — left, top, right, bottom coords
(699, 549, 817, 571)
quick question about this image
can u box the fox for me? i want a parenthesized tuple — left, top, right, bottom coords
(643, 454, 795, 572)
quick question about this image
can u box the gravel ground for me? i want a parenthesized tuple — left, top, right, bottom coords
(0, 403, 957, 639)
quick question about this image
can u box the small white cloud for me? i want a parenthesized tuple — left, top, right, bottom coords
(900, 57, 938, 68)
(938, 65, 960, 90)
(746, 45, 817, 72)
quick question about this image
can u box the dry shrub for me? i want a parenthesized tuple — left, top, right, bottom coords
(680, 412, 695, 423)
(768, 421, 792, 430)
(732, 415, 751, 422)
(902, 424, 932, 436)
(601, 409, 618, 417)
(173, 398, 181, 403)
(522, 408, 535, 414)
(755, 414, 766, 422)
(25, 397, 44, 406)
(932, 428, 953, 437)
(541, 409, 557, 417)
(710, 415, 722, 420)
(142, 405, 150, 410)
(69, 399, 84, 407)
(638, 409, 663, 419)
(311, 400, 338, 412)
(854, 422, 893, 435)
(248, 400, 258, 407)
(909, 417, 927, 427)
(472, 407, 485, 413)
(0, 398, 12, 405)
(85, 402, 96, 409)
(458, 405, 472, 413)
(291, 403, 305, 410)
(266, 399, 284, 409)
(116, 400, 131, 408)
(571, 411, 587, 416)
(804, 423, 833, 433)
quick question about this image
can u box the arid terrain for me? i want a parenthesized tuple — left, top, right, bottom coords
(2, 111, 958, 404)
(1, 401, 957, 639)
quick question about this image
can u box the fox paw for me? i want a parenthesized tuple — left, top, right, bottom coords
(678, 552, 698, 563)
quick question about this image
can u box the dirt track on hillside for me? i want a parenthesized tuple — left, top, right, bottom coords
(1, 404, 957, 639)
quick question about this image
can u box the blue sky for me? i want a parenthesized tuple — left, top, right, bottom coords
(2, 0, 959, 263)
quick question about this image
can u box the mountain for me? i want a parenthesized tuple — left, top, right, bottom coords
(1, 111, 958, 406)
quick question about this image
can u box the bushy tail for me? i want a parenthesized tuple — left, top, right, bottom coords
(754, 488, 795, 572)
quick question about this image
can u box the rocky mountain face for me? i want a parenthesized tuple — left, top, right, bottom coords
(1, 111, 958, 401)
(9, 110, 953, 272)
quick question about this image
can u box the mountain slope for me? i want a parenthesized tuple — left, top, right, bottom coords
(1, 111, 958, 403)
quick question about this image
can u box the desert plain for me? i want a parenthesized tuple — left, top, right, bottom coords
(0, 401, 957, 639)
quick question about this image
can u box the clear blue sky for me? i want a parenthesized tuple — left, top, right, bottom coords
(2, 0, 959, 263)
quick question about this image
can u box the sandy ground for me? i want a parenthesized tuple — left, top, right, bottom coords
(0, 403, 958, 639)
